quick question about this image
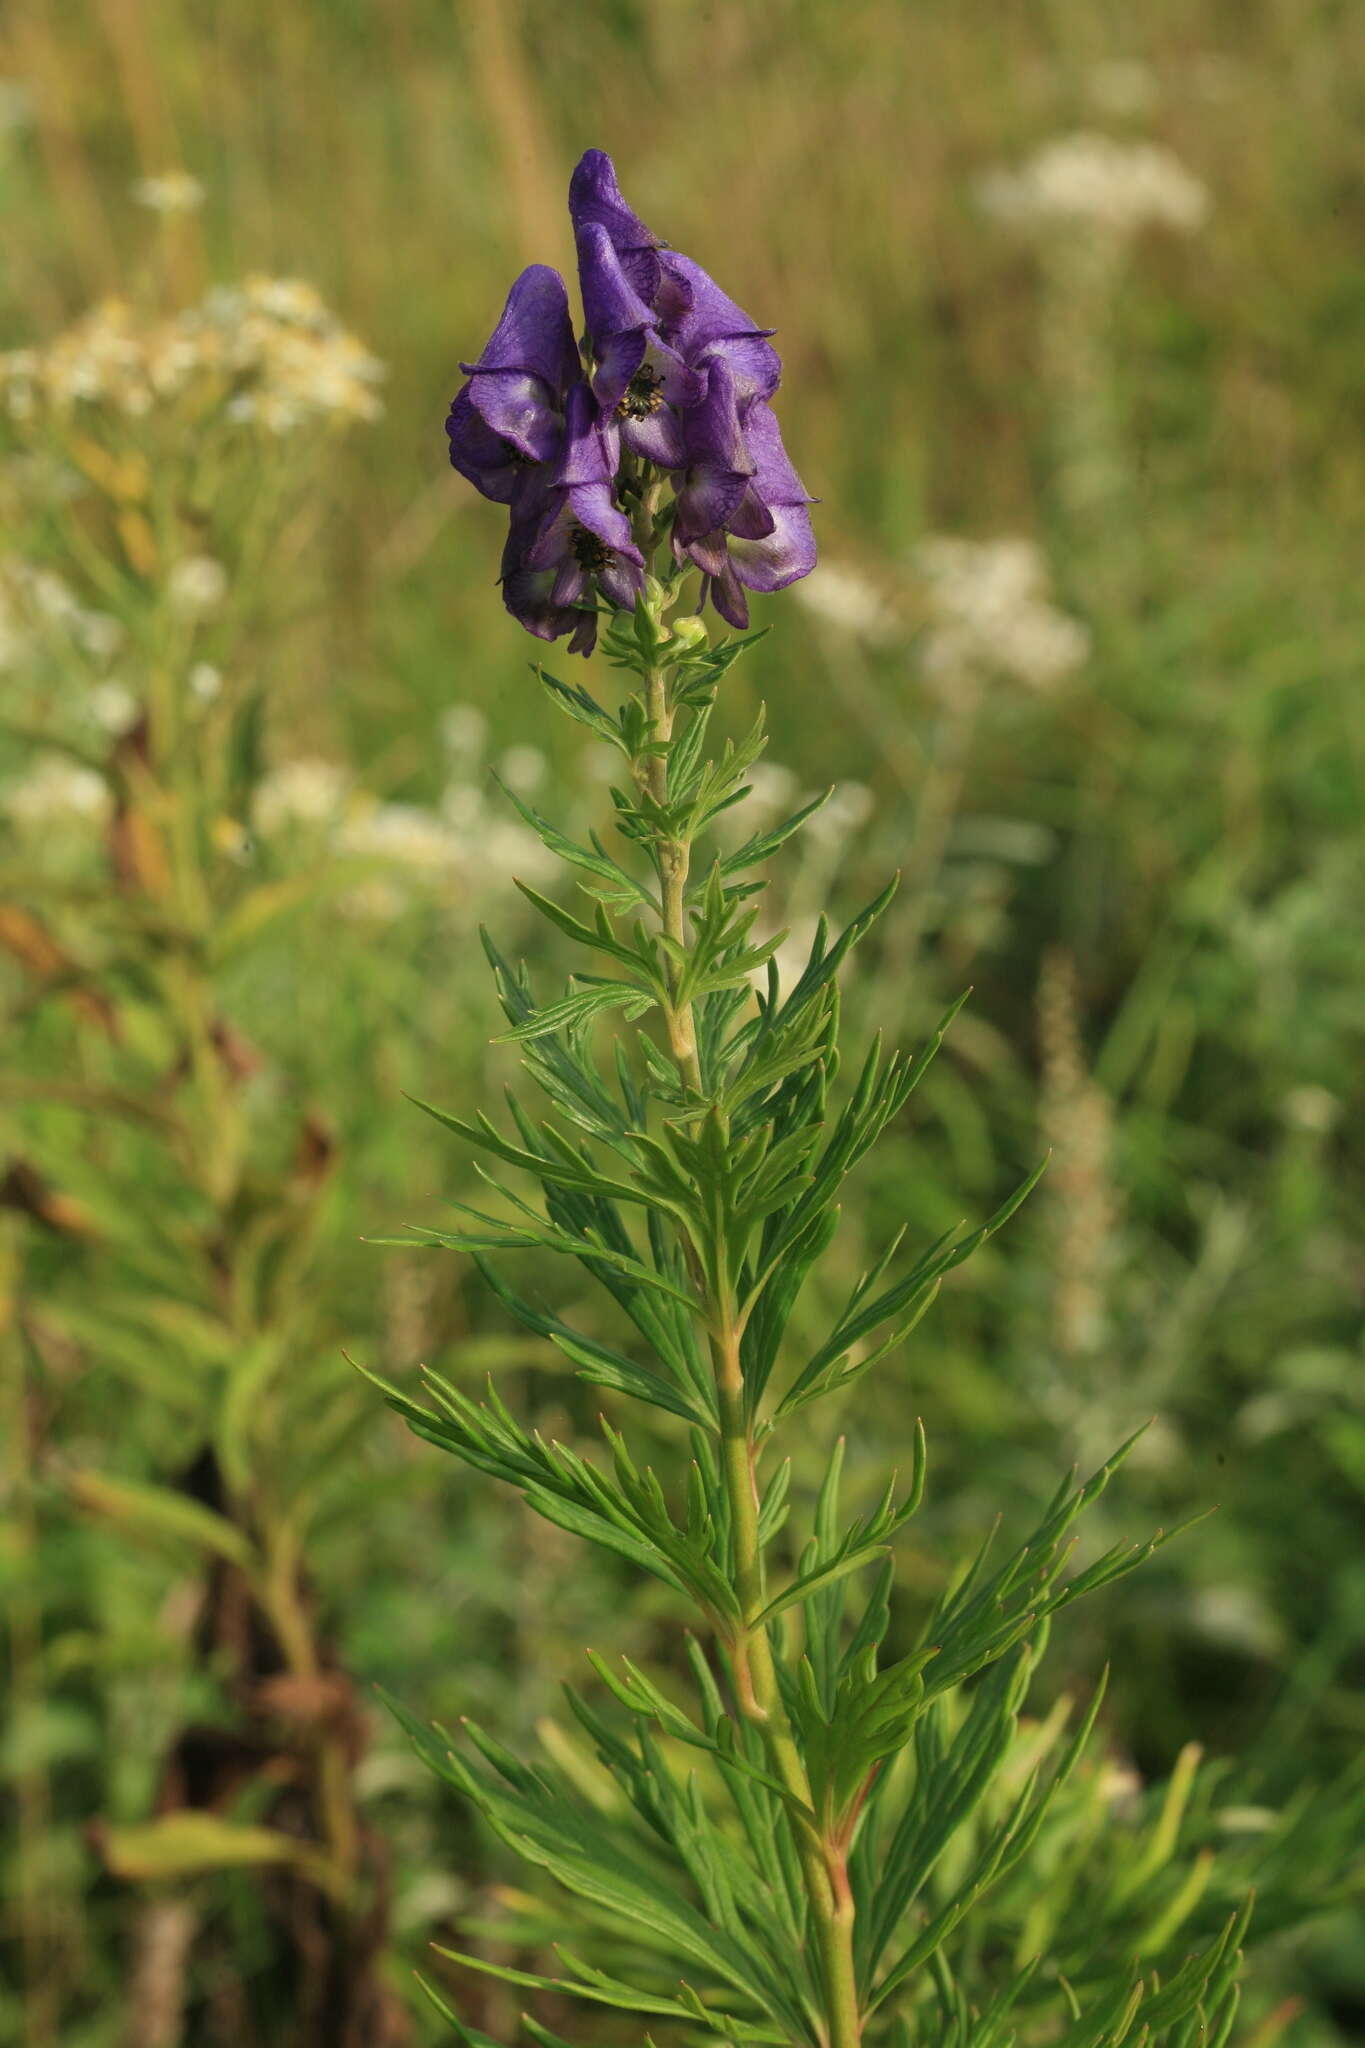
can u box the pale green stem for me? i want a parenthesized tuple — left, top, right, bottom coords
(642, 665, 862, 2048)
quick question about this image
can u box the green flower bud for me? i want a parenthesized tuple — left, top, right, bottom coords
(668, 615, 707, 653)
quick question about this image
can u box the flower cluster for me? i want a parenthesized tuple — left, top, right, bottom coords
(1, 752, 111, 831)
(0, 557, 125, 670)
(0, 275, 385, 432)
(130, 170, 205, 215)
(446, 150, 815, 652)
(252, 718, 557, 921)
(977, 132, 1209, 240)
(917, 536, 1090, 693)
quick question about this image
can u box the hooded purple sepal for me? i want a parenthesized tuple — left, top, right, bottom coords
(576, 223, 700, 430)
(568, 149, 665, 302)
(688, 394, 816, 627)
(446, 389, 538, 506)
(455, 265, 580, 466)
(516, 382, 645, 628)
(673, 356, 756, 551)
(459, 264, 581, 390)
(659, 253, 782, 403)
(722, 398, 816, 602)
(500, 483, 600, 657)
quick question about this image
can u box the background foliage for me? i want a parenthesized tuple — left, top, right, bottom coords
(0, 2, 1361, 2044)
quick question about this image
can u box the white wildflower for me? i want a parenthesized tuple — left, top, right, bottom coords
(168, 555, 228, 616)
(3, 754, 110, 828)
(88, 681, 139, 734)
(498, 745, 546, 795)
(1096, 1758, 1144, 1818)
(254, 757, 349, 834)
(2, 276, 384, 433)
(441, 704, 487, 763)
(21, 564, 82, 627)
(336, 802, 456, 872)
(794, 563, 899, 644)
(75, 609, 124, 660)
(977, 132, 1209, 239)
(243, 276, 328, 327)
(478, 818, 558, 886)
(918, 536, 1089, 693)
(1188, 1584, 1283, 1659)
(130, 171, 205, 215)
(189, 662, 223, 703)
(745, 762, 800, 819)
(440, 782, 484, 833)
(1280, 1085, 1339, 1136)
(338, 876, 409, 923)
(805, 781, 874, 850)
(0, 560, 121, 666)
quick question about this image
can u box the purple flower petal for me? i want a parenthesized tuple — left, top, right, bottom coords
(621, 408, 686, 467)
(550, 557, 591, 607)
(678, 528, 731, 579)
(554, 381, 618, 489)
(459, 264, 580, 393)
(577, 225, 655, 343)
(727, 500, 817, 593)
(565, 482, 640, 560)
(501, 492, 596, 656)
(709, 561, 751, 630)
(597, 554, 645, 609)
(568, 150, 663, 301)
(727, 485, 777, 540)
(674, 355, 754, 544)
(446, 387, 533, 504)
(743, 396, 813, 505)
(589, 329, 649, 415)
(466, 370, 565, 464)
(661, 253, 781, 400)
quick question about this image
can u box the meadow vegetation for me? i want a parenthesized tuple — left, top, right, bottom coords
(0, 4, 1362, 2044)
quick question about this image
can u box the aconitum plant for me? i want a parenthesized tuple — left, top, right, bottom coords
(373, 152, 1245, 2048)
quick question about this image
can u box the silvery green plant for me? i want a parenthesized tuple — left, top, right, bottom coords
(372, 152, 1246, 2048)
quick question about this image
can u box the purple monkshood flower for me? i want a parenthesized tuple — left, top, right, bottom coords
(499, 478, 597, 656)
(574, 222, 701, 467)
(570, 150, 782, 457)
(446, 149, 816, 649)
(673, 358, 816, 631)
(446, 265, 580, 503)
(501, 384, 643, 655)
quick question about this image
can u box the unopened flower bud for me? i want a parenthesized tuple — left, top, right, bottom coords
(669, 615, 707, 653)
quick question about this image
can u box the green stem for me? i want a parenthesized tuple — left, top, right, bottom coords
(641, 664, 862, 2048)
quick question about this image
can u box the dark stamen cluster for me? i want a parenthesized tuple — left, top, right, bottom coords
(617, 366, 664, 421)
(570, 524, 612, 571)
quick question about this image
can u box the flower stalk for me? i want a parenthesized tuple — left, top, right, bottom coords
(381, 144, 1245, 2048)
(640, 631, 861, 2047)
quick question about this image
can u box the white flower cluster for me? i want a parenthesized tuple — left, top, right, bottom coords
(251, 713, 558, 920)
(252, 757, 352, 836)
(917, 537, 1090, 693)
(0, 558, 125, 668)
(130, 170, 205, 215)
(167, 555, 229, 616)
(1, 752, 110, 830)
(793, 563, 900, 644)
(977, 132, 1209, 239)
(0, 274, 385, 432)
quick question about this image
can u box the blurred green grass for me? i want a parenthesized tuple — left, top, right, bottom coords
(1, 1, 1363, 2044)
